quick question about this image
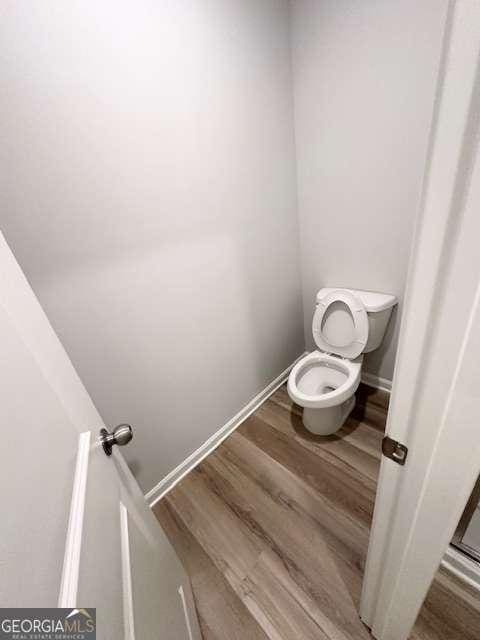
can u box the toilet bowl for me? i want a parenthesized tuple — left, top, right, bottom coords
(288, 287, 397, 436)
(288, 351, 362, 435)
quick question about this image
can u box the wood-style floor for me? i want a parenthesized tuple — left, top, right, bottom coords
(153, 383, 480, 640)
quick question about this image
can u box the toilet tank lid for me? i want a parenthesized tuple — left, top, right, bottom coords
(316, 288, 397, 312)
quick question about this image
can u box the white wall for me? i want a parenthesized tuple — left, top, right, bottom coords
(0, 0, 304, 492)
(290, 0, 448, 380)
(1, 0, 450, 493)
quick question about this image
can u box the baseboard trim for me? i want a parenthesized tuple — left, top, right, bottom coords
(361, 371, 392, 393)
(442, 545, 480, 593)
(146, 352, 307, 507)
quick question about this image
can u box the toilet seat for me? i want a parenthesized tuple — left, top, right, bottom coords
(288, 351, 362, 409)
(312, 290, 368, 359)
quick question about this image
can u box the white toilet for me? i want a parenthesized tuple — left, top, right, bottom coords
(288, 288, 397, 435)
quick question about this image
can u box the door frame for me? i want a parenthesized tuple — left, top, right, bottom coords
(360, 2, 480, 639)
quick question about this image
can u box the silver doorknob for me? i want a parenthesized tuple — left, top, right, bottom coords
(100, 424, 133, 456)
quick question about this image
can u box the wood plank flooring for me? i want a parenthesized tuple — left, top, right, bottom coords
(153, 383, 480, 639)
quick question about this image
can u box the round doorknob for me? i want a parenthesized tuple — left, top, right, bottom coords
(100, 424, 133, 456)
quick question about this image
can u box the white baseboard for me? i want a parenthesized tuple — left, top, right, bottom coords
(146, 352, 307, 508)
(361, 371, 392, 393)
(442, 545, 480, 593)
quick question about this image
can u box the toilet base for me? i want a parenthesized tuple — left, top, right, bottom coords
(302, 395, 355, 436)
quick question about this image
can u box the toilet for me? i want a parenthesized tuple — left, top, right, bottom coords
(288, 288, 397, 435)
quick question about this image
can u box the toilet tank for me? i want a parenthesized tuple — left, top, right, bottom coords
(316, 288, 397, 354)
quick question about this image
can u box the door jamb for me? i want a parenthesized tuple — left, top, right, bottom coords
(360, 2, 480, 638)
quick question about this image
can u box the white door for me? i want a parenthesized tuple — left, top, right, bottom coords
(0, 231, 201, 640)
(360, 2, 480, 639)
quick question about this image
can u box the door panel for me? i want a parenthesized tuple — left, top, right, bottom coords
(0, 306, 79, 606)
(76, 443, 124, 639)
(116, 452, 201, 640)
(126, 508, 190, 640)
